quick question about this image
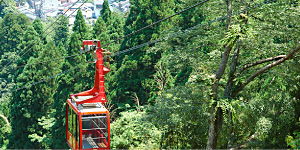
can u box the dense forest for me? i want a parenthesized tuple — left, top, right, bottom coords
(0, 0, 300, 149)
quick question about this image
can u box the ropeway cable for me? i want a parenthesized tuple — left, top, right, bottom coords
(0, 0, 87, 72)
(0, 0, 276, 96)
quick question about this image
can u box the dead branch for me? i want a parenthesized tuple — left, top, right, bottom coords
(131, 92, 140, 113)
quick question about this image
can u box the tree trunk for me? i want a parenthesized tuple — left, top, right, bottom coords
(207, 0, 232, 149)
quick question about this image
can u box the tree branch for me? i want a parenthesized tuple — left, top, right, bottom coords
(224, 40, 240, 98)
(232, 45, 300, 97)
(238, 55, 286, 75)
(229, 132, 257, 150)
(250, 14, 275, 24)
(0, 114, 10, 126)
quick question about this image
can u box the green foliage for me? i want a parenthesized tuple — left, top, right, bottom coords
(32, 18, 47, 44)
(148, 79, 210, 149)
(54, 15, 69, 47)
(8, 40, 63, 149)
(1, 0, 300, 149)
(72, 9, 87, 40)
(286, 118, 300, 149)
(100, 0, 112, 23)
(111, 110, 161, 149)
(113, 0, 176, 107)
(0, 0, 17, 18)
(0, 13, 30, 56)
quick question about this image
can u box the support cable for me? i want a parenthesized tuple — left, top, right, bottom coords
(102, 0, 211, 47)
(0, 0, 275, 96)
(14, 0, 275, 69)
(7, 0, 211, 69)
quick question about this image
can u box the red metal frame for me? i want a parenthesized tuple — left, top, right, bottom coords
(70, 40, 110, 105)
(66, 40, 111, 150)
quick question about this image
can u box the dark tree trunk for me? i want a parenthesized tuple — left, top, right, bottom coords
(207, 0, 232, 149)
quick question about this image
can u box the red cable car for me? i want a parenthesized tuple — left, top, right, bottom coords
(66, 40, 111, 150)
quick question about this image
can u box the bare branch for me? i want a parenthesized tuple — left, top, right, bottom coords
(232, 45, 300, 97)
(0, 114, 10, 126)
(238, 55, 286, 75)
(131, 92, 140, 113)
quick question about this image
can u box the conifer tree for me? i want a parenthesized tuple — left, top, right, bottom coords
(92, 17, 107, 39)
(100, 0, 112, 23)
(8, 41, 62, 149)
(0, 13, 30, 56)
(16, 26, 41, 68)
(54, 15, 69, 47)
(176, 0, 205, 29)
(32, 18, 47, 44)
(72, 9, 87, 40)
(0, 0, 17, 18)
(113, 0, 176, 105)
(50, 42, 68, 149)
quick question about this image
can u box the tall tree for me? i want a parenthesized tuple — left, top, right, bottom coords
(100, 0, 112, 23)
(72, 9, 87, 40)
(0, 0, 17, 18)
(112, 0, 176, 106)
(8, 39, 62, 148)
(32, 18, 47, 44)
(92, 17, 107, 39)
(0, 13, 30, 56)
(54, 15, 69, 47)
(51, 32, 91, 148)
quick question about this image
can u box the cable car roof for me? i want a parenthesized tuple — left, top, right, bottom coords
(68, 97, 109, 115)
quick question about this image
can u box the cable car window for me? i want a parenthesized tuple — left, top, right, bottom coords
(81, 114, 108, 149)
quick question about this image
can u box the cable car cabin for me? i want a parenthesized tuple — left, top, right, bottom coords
(66, 98, 110, 149)
(66, 40, 111, 150)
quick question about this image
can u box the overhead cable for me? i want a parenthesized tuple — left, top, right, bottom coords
(0, 0, 276, 95)
(0, 0, 87, 72)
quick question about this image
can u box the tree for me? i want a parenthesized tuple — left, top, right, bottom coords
(0, 13, 30, 56)
(8, 40, 62, 149)
(54, 15, 69, 47)
(51, 33, 91, 148)
(112, 0, 176, 107)
(16, 26, 41, 68)
(72, 9, 87, 40)
(32, 18, 47, 44)
(92, 17, 107, 39)
(111, 110, 161, 149)
(100, 0, 112, 23)
(0, 0, 17, 18)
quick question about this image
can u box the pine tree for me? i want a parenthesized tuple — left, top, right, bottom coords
(72, 9, 87, 40)
(8, 41, 62, 149)
(113, 0, 176, 105)
(92, 17, 107, 39)
(176, 0, 205, 29)
(0, 0, 17, 18)
(16, 26, 41, 67)
(50, 42, 68, 149)
(100, 0, 112, 23)
(0, 13, 30, 56)
(54, 15, 69, 47)
(32, 18, 47, 44)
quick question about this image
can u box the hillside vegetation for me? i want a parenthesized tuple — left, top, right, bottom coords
(0, 0, 300, 149)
